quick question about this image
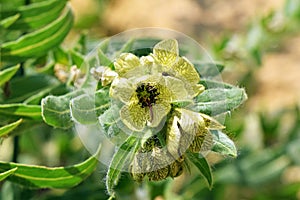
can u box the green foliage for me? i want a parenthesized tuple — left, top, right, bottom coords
(1, 0, 73, 63)
(0, 145, 101, 188)
(0, 119, 23, 138)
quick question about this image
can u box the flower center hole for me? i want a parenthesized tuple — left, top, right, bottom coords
(136, 83, 160, 108)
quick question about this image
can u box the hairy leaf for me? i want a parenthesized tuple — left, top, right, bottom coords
(192, 86, 247, 116)
(41, 90, 84, 128)
(211, 130, 237, 157)
(70, 89, 110, 125)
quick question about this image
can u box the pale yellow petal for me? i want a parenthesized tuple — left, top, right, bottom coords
(148, 101, 171, 128)
(153, 39, 179, 67)
(162, 76, 191, 102)
(110, 77, 134, 103)
(114, 53, 140, 77)
(166, 115, 182, 158)
(172, 57, 200, 84)
(120, 103, 150, 132)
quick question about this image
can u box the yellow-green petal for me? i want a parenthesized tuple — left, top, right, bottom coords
(110, 78, 134, 103)
(120, 103, 149, 132)
(148, 101, 171, 128)
(192, 84, 205, 97)
(153, 39, 179, 67)
(199, 113, 225, 130)
(172, 56, 200, 84)
(177, 108, 207, 137)
(114, 53, 140, 77)
(163, 76, 191, 102)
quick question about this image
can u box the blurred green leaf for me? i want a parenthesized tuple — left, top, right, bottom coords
(186, 152, 213, 189)
(106, 135, 139, 196)
(0, 104, 42, 120)
(193, 86, 247, 116)
(0, 64, 20, 86)
(0, 145, 101, 189)
(1, 5, 73, 63)
(116, 38, 135, 56)
(1, 0, 67, 30)
(53, 47, 70, 65)
(0, 118, 22, 138)
(194, 62, 224, 78)
(0, 168, 17, 182)
(70, 50, 84, 67)
(5, 75, 60, 103)
(0, 14, 20, 29)
(70, 89, 110, 125)
(211, 130, 237, 157)
(98, 40, 113, 66)
(41, 90, 84, 128)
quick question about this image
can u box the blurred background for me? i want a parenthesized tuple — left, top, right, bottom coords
(1, 0, 300, 199)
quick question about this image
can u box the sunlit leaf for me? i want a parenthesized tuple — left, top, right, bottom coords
(6, 0, 67, 30)
(0, 64, 20, 86)
(0, 119, 23, 138)
(0, 14, 20, 29)
(1, 5, 73, 62)
(0, 168, 17, 182)
(0, 104, 42, 121)
(0, 145, 101, 189)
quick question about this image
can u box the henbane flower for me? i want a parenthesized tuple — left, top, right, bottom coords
(109, 39, 205, 131)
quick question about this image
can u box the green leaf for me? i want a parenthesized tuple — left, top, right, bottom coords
(1, 5, 73, 62)
(5, 74, 60, 103)
(98, 40, 113, 66)
(106, 135, 139, 195)
(53, 47, 70, 65)
(70, 89, 110, 125)
(70, 50, 84, 67)
(194, 62, 224, 78)
(6, 0, 67, 30)
(0, 64, 20, 86)
(192, 86, 247, 116)
(0, 104, 42, 120)
(115, 38, 135, 56)
(0, 119, 23, 138)
(0, 14, 20, 29)
(41, 90, 84, 128)
(0, 168, 17, 182)
(0, 145, 101, 189)
(186, 152, 213, 189)
(211, 130, 237, 157)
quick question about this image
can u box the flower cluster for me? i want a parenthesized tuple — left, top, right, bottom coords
(93, 39, 224, 181)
